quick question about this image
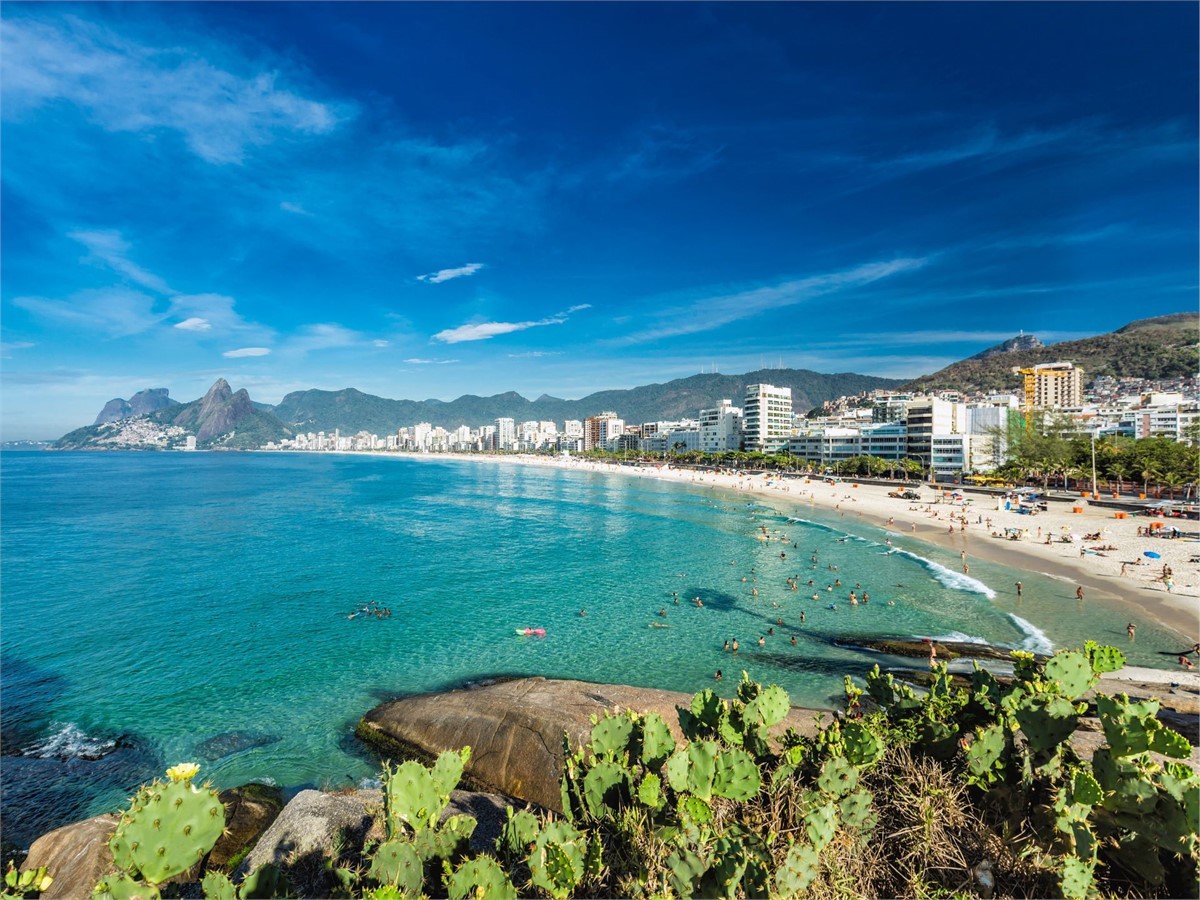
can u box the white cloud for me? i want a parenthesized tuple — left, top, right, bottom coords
(617, 258, 928, 344)
(285, 323, 361, 355)
(68, 229, 174, 294)
(2, 15, 346, 165)
(372, 339, 389, 348)
(417, 263, 485, 284)
(404, 357, 459, 365)
(168, 293, 263, 337)
(174, 317, 211, 332)
(12, 287, 163, 336)
(507, 351, 563, 358)
(433, 305, 589, 344)
(280, 201, 310, 215)
(222, 347, 271, 358)
(0, 341, 35, 352)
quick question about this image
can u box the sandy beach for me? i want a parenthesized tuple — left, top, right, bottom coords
(397, 451, 1199, 645)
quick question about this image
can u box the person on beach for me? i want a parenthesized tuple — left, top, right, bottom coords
(928, 643, 937, 668)
(1126, 622, 1135, 640)
(1179, 655, 1194, 671)
(1015, 581, 1023, 597)
(1076, 586, 1084, 601)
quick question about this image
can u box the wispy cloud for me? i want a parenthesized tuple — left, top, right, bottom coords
(417, 263, 485, 284)
(1, 15, 346, 164)
(404, 357, 459, 365)
(279, 201, 311, 216)
(174, 317, 212, 332)
(507, 351, 563, 359)
(607, 124, 723, 184)
(222, 347, 271, 358)
(284, 323, 363, 355)
(69, 229, 174, 294)
(617, 259, 927, 344)
(12, 287, 164, 337)
(432, 304, 591, 344)
(168, 293, 261, 336)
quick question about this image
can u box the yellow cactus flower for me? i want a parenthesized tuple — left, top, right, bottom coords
(166, 762, 201, 782)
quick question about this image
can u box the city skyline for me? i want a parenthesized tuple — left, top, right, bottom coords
(3, 3, 1197, 440)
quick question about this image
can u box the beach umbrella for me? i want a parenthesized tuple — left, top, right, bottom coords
(1143, 551, 1162, 559)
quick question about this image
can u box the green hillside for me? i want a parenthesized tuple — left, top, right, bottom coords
(904, 313, 1198, 394)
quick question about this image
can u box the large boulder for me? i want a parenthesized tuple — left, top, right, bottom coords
(358, 676, 832, 810)
(21, 814, 118, 900)
(208, 784, 285, 867)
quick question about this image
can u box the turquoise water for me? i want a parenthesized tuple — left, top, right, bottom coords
(0, 451, 1187, 844)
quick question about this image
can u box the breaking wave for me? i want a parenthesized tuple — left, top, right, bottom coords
(25, 722, 118, 761)
(1008, 614, 1054, 655)
(889, 548, 997, 599)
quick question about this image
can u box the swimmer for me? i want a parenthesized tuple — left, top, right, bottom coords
(580, 609, 587, 616)
(812, 593, 819, 600)
(757, 636, 766, 646)
(715, 669, 723, 681)
(768, 627, 775, 635)
(834, 579, 842, 587)
(790, 635, 797, 645)
(659, 608, 667, 617)
(723, 639, 730, 651)
(799, 611, 806, 623)
(731, 638, 739, 653)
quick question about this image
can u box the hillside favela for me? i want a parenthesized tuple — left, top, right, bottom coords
(1, 5, 1198, 900)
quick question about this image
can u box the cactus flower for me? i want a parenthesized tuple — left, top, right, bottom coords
(166, 762, 200, 782)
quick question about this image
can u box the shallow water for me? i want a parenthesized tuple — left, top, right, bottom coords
(0, 452, 1185, 844)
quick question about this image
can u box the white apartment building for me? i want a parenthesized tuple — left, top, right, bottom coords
(563, 420, 584, 438)
(699, 400, 743, 453)
(583, 413, 623, 451)
(494, 417, 516, 451)
(743, 384, 793, 453)
(904, 397, 964, 472)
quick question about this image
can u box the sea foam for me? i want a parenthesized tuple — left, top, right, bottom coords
(26, 722, 117, 761)
(1008, 613, 1054, 655)
(890, 548, 997, 599)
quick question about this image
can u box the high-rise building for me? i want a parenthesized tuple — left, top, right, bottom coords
(1031, 363, 1084, 409)
(494, 418, 516, 450)
(699, 400, 743, 452)
(743, 384, 793, 452)
(583, 412, 622, 451)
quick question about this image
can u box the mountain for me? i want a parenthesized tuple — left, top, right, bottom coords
(271, 369, 906, 435)
(94, 388, 179, 425)
(904, 313, 1198, 394)
(56, 379, 291, 450)
(967, 333, 1043, 361)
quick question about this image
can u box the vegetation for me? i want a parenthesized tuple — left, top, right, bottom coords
(904, 313, 1198, 395)
(63, 643, 1200, 899)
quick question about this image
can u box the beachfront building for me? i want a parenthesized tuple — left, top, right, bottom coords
(871, 393, 913, 423)
(699, 400, 743, 453)
(584, 412, 623, 451)
(1029, 362, 1085, 409)
(930, 434, 969, 480)
(904, 397, 964, 475)
(743, 384, 793, 453)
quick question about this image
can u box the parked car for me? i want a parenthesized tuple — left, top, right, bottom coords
(888, 489, 921, 500)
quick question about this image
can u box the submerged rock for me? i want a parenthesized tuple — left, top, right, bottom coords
(835, 636, 1019, 662)
(357, 676, 831, 810)
(194, 731, 281, 762)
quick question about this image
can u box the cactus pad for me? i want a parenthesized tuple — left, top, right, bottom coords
(841, 720, 884, 768)
(639, 712, 676, 767)
(430, 747, 470, 801)
(774, 842, 820, 897)
(666, 847, 707, 897)
(1057, 855, 1095, 900)
(712, 747, 761, 801)
(838, 789, 877, 835)
(93, 872, 161, 900)
(384, 760, 443, 833)
(368, 838, 423, 893)
(1083, 640, 1126, 674)
(1014, 694, 1078, 754)
(804, 801, 838, 851)
(965, 723, 1007, 785)
(744, 684, 790, 728)
(817, 757, 858, 796)
(686, 740, 719, 799)
(497, 808, 540, 858)
(1044, 651, 1096, 699)
(109, 777, 225, 885)
(583, 760, 628, 818)
(589, 715, 635, 760)
(446, 857, 517, 900)
(637, 772, 664, 809)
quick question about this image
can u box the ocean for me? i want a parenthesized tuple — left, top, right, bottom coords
(0, 451, 1185, 845)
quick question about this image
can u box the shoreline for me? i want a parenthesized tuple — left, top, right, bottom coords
(381, 450, 1198, 644)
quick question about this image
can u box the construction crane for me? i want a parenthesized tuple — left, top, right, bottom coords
(1012, 364, 1074, 431)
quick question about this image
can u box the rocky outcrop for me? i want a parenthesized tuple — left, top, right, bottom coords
(93, 388, 177, 425)
(358, 677, 833, 811)
(21, 814, 118, 900)
(835, 636, 1020, 662)
(208, 784, 285, 868)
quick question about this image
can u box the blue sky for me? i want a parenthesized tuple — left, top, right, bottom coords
(2, 2, 1196, 439)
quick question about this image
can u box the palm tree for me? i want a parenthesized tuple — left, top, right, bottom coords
(1141, 462, 1163, 498)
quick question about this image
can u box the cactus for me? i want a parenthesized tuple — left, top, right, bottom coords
(841, 720, 884, 768)
(582, 760, 628, 818)
(368, 839, 423, 894)
(497, 808, 540, 859)
(685, 740, 719, 799)
(681, 689, 724, 738)
(107, 773, 225, 886)
(589, 715, 635, 760)
(707, 836, 748, 898)
(445, 857, 516, 900)
(430, 748, 470, 802)
(238, 864, 288, 900)
(1044, 651, 1096, 700)
(528, 821, 586, 900)
(200, 871, 237, 900)
(838, 789, 877, 836)
(5, 863, 53, 898)
(743, 684, 790, 728)
(774, 842, 820, 897)
(817, 756, 858, 797)
(1057, 855, 1094, 900)
(384, 760, 443, 834)
(637, 772, 664, 809)
(410, 814, 475, 863)
(681, 794, 714, 826)
(965, 722, 1007, 786)
(1013, 693, 1079, 755)
(93, 873, 160, 900)
(665, 847, 707, 898)
(1083, 640, 1125, 674)
(665, 747, 691, 794)
(711, 748, 761, 801)
(640, 712, 676, 767)
(804, 801, 838, 851)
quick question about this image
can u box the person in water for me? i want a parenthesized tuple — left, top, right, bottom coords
(731, 638, 739, 653)
(714, 669, 723, 681)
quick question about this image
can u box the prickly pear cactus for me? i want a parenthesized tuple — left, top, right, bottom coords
(666, 847, 707, 898)
(707, 835, 748, 898)
(108, 773, 225, 885)
(529, 821, 586, 900)
(384, 760, 443, 833)
(589, 714, 635, 760)
(639, 712, 676, 767)
(965, 722, 1007, 786)
(582, 760, 628, 818)
(774, 842, 820, 897)
(368, 839, 424, 894)
(841, 720, 884, 768)
(838, 789, 877, 836)
(711, 747, 761, 801)
(199, 871, 237, 900)
(804, 801, 838, 852)
(817, 756, 858, 797)
(1044, 651, 1096, 700)
(685, 740, 719, 799)
(239, 863, 288, 900)
(743, 684, 790, 728)
(92, 872, 161, 900)
(445, 857, 517, 900)
(1013, 693, 1079, 755)
(1057, 854, 1095, 900)
(1083, 640, 1125, 674)
(497, 808, 540, 859)
(430, 747, 470, 802)
(637, 771, 664, 809)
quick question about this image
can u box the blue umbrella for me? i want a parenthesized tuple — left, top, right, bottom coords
(1144, 551, 1162, 559)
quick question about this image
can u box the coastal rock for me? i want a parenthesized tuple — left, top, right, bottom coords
(358, 676, 832, 810)
(836, 636, 1019, 662)
(234, 789, 381, 885)
(93, 388, 177, 426)
(195, 731, 281, 762)
(208, 784, 285, 868)
(21, 813, 118, 900)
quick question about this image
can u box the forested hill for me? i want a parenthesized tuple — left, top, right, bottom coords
(903, 313, 1198, 394)
(271, 369, 904, 435)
